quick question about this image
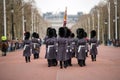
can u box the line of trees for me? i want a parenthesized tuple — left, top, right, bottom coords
(71, 0, 120, 44)
(0, 0, 50, 41)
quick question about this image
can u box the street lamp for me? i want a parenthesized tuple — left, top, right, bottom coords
(97, 10, 100, 41)
(24, 19, 26, 32)
(3, 0, 7, 37)
(107, 1, 111, 41)
(104, 20, 108, 45)
(11, 0, 14, 40)
(114, 0, 118, 40)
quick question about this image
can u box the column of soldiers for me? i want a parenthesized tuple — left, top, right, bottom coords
(44, 27, 99, 69)
(23, 32, 42, 63)
(22, 26, 98, 68)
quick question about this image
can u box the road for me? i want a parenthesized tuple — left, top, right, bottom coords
(0, 45, 120, 80)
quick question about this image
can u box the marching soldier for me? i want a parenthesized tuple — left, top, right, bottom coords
(70, 33, 76, 58)
(65, 27, 72, 67)
(76, 28, 87, 67)
(23, 32, 32, 63)
(52, 28, 58, 66)
(89, 30, 98, 61)
(31, 32, 41, 59)
(45, 28, 57, 67)
(56, 27, 68, 69)
(84, 32, 89, 57)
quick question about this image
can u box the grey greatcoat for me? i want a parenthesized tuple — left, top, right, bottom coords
(31, 38, 41, 54)
(45, 37, 57, 59)
(23, 40, 32, 57)
(89, 37, 98, 55)
(44, 36, 49, 58)
(70, 38, 77, 57)
(76, 38, 87, 60)
(56, 37, 68, 61)
(66, 38, 72, 59)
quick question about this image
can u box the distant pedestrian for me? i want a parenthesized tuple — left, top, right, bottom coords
(1, 36, 8, 56)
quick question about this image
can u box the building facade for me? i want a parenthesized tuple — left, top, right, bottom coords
(43, 12, 83, 31)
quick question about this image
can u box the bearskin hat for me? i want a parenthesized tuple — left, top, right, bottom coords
(52, 28, 57, 37)
(84, 32, 87, 38)
(32, 32, 37, 38)
(70, 33, 75, 38)
(65, 27, 71, 38)
(91, 30, 96, 38)
(76, 28, 84, 39)
(46, 27, 52, 36)
(24, 32, 30, 40)
(59, 27, 66, 37)
(48, 28, 54, 38)
(36, 33, 39, 38)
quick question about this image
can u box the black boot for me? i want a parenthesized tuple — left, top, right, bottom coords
(86, 52, 88, 57)
(83, 60, 86, 66)
(94, 55, 96, 61)
(28, 56, 31, 62)
(25, 57, 28, 63)
(64, 61, 68, 68)
(68, 59, 72, 66)
(60, 61, 63, 69)
(52, 59, 58, 66)
(79, 60, 83, 67)
(48, 59, 51, 67)
(37, 54, 39, 59)
(91, 55, 94, 61)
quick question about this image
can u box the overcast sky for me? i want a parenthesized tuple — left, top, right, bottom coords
(34, 0, 103, 15)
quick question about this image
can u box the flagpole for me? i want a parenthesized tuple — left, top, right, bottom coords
(63, 7, 67, 27)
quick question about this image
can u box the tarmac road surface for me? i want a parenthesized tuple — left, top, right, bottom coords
(0, 45, 120, 80)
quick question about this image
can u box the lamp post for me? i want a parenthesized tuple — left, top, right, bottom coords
(3, 0, 6, 37)
(114, 0, 118, 40)
(92, 14, 95, 30)
(22, 0, 25, 40)
(88, 17, 90, 39)
(24, 19, 26, 32)
(97, 10, 100, 41)
(11, 0, 14, 40)
(104, 20, 108, 45)
(107, 1, 111, 41)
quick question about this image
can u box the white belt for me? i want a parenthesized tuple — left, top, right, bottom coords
(66, 46, 70, 52)
(47, 45, 54, 53)
(67, 46, 70, 47)
(91, 43, 96, 49)
(24, 44, 29, 50)
(78, 45, 85, 52)
(33, 43, 38, 48)
(72, 42, 75, 45)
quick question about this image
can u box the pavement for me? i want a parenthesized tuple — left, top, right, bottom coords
(0, 45, 120, 80)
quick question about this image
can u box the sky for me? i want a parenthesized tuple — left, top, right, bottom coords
(34, 0, 103, 15)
